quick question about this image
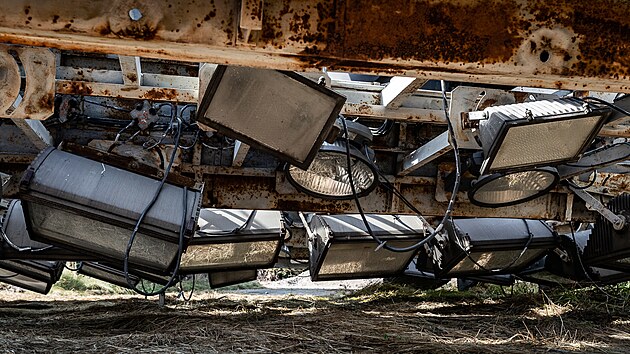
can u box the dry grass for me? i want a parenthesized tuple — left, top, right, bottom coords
(0, 284, 628, 353)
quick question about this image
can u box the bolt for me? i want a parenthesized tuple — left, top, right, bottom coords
(129, 8, 142, 21)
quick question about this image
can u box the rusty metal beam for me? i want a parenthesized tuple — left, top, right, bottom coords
(0, 1, 629, 92)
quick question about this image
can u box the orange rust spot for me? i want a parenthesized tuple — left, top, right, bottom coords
(143, 88, 178, 101)
(61, 81, 93, 96)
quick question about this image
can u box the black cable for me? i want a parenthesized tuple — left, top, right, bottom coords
(64, 262, 81, 272)
(569, 222, 621, 300)
(196, 211, 257, 236)
(581, 96, 630, 119)
(563, 142, 630, 168)
(0, 273, 18, 279)
(459, 219, 535, 273)
(566, 171, 597, 190)
(179, 274, 195, 301)
(343, 80, 462, 252)
(123, 117, 186, 296)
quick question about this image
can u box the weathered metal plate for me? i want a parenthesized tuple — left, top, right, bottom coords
(0, 1, 629, 91)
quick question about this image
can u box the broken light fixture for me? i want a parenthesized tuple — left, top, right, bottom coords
(20, 147, 203, 274)
(433, 218, 557, 277)
(0, 259, 63, 294)
(179, 209, 283, 274)
(197, 65, 346, 169)
(467, 98, 610, 175)
(0, 199, 88, 261)
(286, 119, 378, 200)
(308, 214, 425, 281)
(468, 167, 559, 208)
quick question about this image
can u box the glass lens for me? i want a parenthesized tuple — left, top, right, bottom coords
(471, 170, 557, 206)
(288, 151, 375, 198)
(490, 115, 602, 171)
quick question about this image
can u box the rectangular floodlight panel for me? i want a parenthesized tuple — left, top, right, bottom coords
(209, 269, 258, 288)
(0, 259, 62, 294)
(435, 218, 557, 277)
(478, 98, 610, 174)
(78, 262, 139, 289)
(20, 148, 203, 274)
(179, 209, 282, 273)
(197, 66, 346, 169)
(309, 214, 425, 280)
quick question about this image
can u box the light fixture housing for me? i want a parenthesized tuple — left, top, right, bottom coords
(19, 147, 203, 274)
(0, 199, 90, 261)
(77, 262, 140, 289)
(179, 209, 283, 274)
(209, 269, 258, 288)
(583, 194, 630, 271)
(468, 167, 559, 208)
(433, 218, 558, 277)
(197, 65, 346, 169)
(473, 98, 610, 175)
(0, 259, 63, 294)
(308, 214, 426, 281)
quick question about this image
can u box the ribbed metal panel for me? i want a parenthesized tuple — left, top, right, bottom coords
(584, 194, 630, 267)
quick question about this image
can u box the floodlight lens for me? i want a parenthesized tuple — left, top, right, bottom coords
(286, 143, 377, 199)
(469, 168, 558, 207)
(490, 115, 603, 171)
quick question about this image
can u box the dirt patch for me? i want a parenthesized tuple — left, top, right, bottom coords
(0, 287, 628, 353)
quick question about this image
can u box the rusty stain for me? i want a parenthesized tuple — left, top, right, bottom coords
(143, 88, 178, 101)
(52, 15, 59, 24)
(126, 73, 138, 82)
(61, 81, 93, 95)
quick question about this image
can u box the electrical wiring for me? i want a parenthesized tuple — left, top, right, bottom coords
(343, 80, 462, 252)
(195, 211, 257, 236)
(123, 116, 187, 296)
(581, 96, 630, 119)
(566, 171, 597, 190)
(563, 142, 630, 168)
(0, 224, 52, 253)
(64, 262, 81, 272)
(457, 219, 535, 274)
(178, 274, 195, 301)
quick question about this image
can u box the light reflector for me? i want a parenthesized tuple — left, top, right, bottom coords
(309, 214, 425, 281)
(78, 262, 140, 289)
(19, 147, 203, 274)
(468, 168, 559, 207)
(198, 66, 346, 169)
(0, 199, 89, 261)
(433, 218, 557, 277)
(209, 269, 258, 288)
(179, 209, 282, 274)
(476, 98, 610, 174)
(0, 259, 63, 294)
(286, 141, 378, 199)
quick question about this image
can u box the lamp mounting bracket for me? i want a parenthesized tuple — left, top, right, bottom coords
(570, 186, 626, 230)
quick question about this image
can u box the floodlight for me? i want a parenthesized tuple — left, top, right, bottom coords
(285, 141, 378, 200)
(468, 167, 559, 208)
(433, 218, 557, 277)
(19, 147, 203, 274)
(471, 98, 610, 175)
(584, 194, 630, 271)
(0, 199, 89, 261)
(0, 259, 63, 294)
(308, 214, 426, 281)
(78, 262, 140, 289)
(179, 209, 282, 274)
(209, 269, 258, 288)
(197, 65, 346, 169)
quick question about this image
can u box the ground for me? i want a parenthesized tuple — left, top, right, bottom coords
(0, 277, 629, 353)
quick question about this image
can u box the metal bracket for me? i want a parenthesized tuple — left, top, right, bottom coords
(570, 186, 626, 230)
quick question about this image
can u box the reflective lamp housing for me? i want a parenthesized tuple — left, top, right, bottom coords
(0, 199, 89, 261)
(179, 209, 283, 274)
(433, 218, 558, 277)
(78, 262, 140, 289)
(583, 194, 630, 271)
(285, 120, 378, 200)
(197, 65, 346, 169)
(472, 98, 610, 175)
(19, 148, 203, 274)
(0, 259, 63, 294)
(209, 269, 258, 288)
(308, 214, 426, 281)
(468, 167, 559, 208)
